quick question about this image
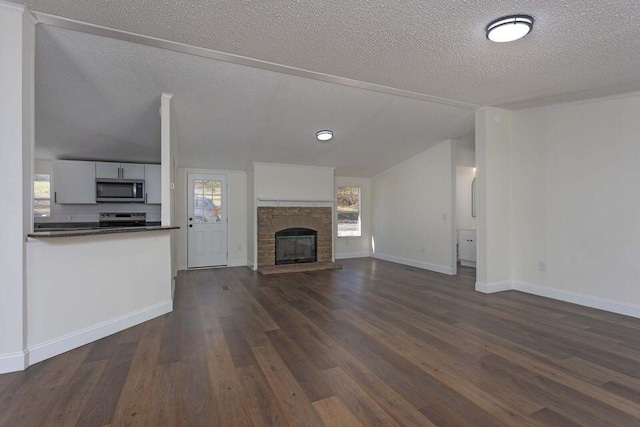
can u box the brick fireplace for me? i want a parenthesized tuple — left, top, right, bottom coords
(257, 207, 333, 268)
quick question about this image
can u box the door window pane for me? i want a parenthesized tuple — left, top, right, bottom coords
(193, 179, 222, 223)
(337, 186, 361, 237)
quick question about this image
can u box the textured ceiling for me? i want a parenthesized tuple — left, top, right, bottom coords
(25, 0, 640, 108)
(35, 26, 474, 176)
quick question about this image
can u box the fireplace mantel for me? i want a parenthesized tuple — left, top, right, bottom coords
(257, 198, 335, 203)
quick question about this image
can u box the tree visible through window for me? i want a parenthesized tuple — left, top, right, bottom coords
(34, 174, 51, 217)
(337, 186, 361, 237)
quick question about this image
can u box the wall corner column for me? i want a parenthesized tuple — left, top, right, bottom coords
(0, 3, 36, 373)
(475, 107, 513, 293)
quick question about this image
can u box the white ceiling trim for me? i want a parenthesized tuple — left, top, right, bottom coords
(32, 10, 480, 111)
(252, 162, 335, 171)
(0, 0, 26, 14)
(512, 90, 640, 113)
(1, 0, 36, 23)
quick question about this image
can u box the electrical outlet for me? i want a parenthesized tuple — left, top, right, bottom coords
(539, 261, 547, 272)
(442, 213, 448, 221)
(421, 246, 426, 253)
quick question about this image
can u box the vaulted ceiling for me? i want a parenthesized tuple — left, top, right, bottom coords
(28, 0, 640, 176)
(36, 26, 475, 176)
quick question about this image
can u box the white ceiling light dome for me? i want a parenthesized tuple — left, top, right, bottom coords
(316, 130, 334, 141)
(486, 15, 534, 43)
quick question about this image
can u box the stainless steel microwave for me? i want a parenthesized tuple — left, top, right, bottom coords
(96, 179, 145, 203)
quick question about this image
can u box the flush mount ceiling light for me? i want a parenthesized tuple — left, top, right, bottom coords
(316, 130, 333, 141)
(486, 15, 534, 42)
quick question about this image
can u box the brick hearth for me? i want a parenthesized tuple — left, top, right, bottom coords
(257, 207, 333, 267)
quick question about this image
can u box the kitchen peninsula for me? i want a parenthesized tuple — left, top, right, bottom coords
(26, 221, 178, 367)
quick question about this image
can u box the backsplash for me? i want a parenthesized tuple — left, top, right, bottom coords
(35, 202, 161, 224)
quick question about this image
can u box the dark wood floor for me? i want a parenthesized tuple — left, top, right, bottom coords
(2, 258, 640, 426)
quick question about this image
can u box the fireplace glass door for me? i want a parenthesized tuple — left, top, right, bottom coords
(275, 228, 317, 265)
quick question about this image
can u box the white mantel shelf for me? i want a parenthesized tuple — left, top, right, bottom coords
(257, 198, 335, 203)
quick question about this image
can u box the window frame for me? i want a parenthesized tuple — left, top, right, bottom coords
(336, 185, 362, 238)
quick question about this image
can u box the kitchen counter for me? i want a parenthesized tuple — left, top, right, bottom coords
(26, 224, 173, 367)
(33, 221, 162, 231)
(28, 225, 179, 239)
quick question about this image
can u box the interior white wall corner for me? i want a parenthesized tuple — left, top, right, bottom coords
(0, 3, 35, 373)
(160, 92, 173, 226)
(370, 140, 455, 275)
(246, 164, 256, 270)
(510, 93, 640, 308)
(475, 107, 513, 288)
(159, 92, 177, 291)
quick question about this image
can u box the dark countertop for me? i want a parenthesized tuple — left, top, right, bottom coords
(28, 225, 179, 239)
(34, 221, 162, 230)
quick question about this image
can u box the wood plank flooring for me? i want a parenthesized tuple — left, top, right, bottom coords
(2, 258, 640, 426)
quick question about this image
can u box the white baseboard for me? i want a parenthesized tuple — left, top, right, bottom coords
(26, 300, 173, 367)
(228, 259, 248, 267)
(474, 280, 640, 319)
(460, 260, 476, 268)
(372, 253, 455, 275)
(512, 281, 640, 320)
(475, 281, 513, 293)
(335, 252, 371, 260)
(0, 351, 27, 374)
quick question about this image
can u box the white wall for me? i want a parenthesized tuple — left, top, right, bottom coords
(0, 3, 34, 373)
(454, 139, 476, 232)
(455, 139, 475, 167)
(161, 93, 174, 227)
(176, 169, 248, 270)
(371, 140, 455, 274)
(510, 94, 640, 309)
(475, 108, 512, 290)
(335, 176, 372, 258)
(456, 166, 476, 231)
(253, 163, 335, 201)
(169, 97, 178, 283)
(247, 164, 255, 267)
(26, 231, 172, 366)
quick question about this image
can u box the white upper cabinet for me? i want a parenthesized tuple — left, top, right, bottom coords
(54, 161, 97, 204)
(121, 163, 145, 180)
(96, 162, 145, 180)
(144, 164, 161, 204)
(95, 162, 120, 179)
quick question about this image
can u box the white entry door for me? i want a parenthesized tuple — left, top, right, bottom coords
(187, 173, 228, 268)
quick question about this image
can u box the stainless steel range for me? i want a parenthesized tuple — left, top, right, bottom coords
(99, 212, 146, 227)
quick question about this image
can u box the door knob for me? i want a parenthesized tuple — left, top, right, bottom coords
(189, 224, 193, 228)
(189, 217, 193, 221)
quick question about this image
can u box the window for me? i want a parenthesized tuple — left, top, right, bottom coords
(34, 174, 51, 218)
(192, 179, 222, 223)
(337, 186, 361, 237)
